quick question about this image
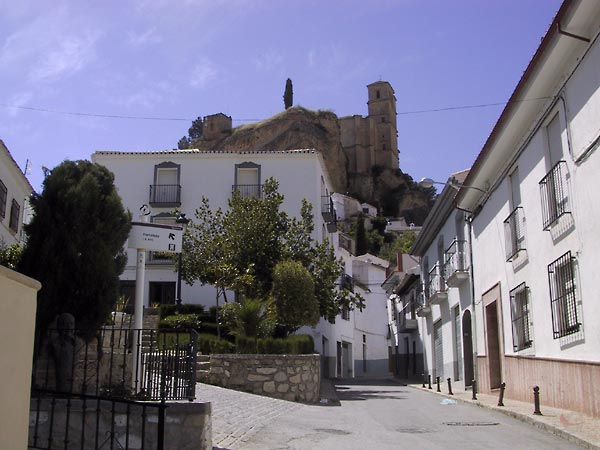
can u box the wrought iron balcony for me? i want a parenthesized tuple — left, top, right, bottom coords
(443, 239, 469, 287)
(339, 232, 355, 254)
(539, 161, 570, 230)
(416, 293, 430, 317)
(504, 206, 526, 261)
(321, 196, 335, 223)
(398, 311, 418, 332)
(427, 263, 447, 304)
(147, 251, 175, 265)
(149, 184, 181, 207)
(232, 184, 263, 198)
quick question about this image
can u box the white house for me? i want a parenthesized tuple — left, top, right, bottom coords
(452, 0, 600, 417)
(93, 148, 391, 378)
(0, 140, 32, 247)
(382, 253, 424, 380)
(408, 170, 474, 390)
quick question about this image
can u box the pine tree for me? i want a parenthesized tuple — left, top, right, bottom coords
(19, 161, 131, 340)
(283, 78, 293, 110)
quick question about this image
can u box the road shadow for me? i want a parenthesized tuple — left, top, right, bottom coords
(332, 377, 409, 402)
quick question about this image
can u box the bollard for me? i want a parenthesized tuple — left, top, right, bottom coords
(447, 377, 453, 395)
(422, 373, 426, 388)
(472, 379, 477, 400)
(498, 382, 506, 407)
(428, 374, 432, 390)
(533, 386, 542, 415)
(436, 376, 441, 392)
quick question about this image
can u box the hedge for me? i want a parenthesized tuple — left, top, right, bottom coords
(235, 334, 314, 355)
(159, 304, 205, 318)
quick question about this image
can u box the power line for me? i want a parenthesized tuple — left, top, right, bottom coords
(0, 95, 553, 123)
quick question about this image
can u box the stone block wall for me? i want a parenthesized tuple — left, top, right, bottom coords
(208, 354, 320, 403)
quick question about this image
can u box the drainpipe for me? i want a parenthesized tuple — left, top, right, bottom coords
(466, 214, 479, 390)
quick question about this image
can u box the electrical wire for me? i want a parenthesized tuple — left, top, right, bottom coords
(0, 95, 554, 123)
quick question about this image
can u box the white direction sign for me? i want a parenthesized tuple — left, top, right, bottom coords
(128, 222, 183, 253)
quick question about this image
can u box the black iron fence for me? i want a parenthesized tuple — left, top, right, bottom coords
(29, 324, 197, 449)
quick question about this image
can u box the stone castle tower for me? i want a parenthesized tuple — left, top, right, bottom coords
(339, 81, 399, 177)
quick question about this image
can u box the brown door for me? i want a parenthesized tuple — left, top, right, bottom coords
(486, 301, 502, 389)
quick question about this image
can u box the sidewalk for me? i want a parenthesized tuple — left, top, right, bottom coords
(404, 379, 600, 450)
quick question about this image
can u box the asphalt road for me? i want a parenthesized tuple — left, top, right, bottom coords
(233, 378, 583, 450)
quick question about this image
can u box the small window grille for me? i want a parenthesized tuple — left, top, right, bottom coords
(548, 251, 580, 338)
(9, 199, 20, 233)
(539, 161, 570, 230)
(0, 179, 6, 218)
(509, 283, 532, 351)
(341, 305, 350, 321)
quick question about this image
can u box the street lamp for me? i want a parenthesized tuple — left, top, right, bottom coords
(175, 213, 190, 307)
(419, 177, 487, 194)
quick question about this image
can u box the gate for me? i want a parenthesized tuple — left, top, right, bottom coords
(29, 324, 197, 449)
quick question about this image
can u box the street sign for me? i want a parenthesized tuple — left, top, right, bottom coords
(128, 222, 183, 252)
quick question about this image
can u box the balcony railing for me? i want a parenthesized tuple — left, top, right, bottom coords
(147, 251, 174, 265)
(416, 292, 430, 317)
(321, 196, 335, 223)
(427, 263, 447, 304)
(232, 184, 263, 198)
(504, 206, 526, 261)
(443, 239, 469, 287)
(398, 302, 418, 332)
(149, 184, 181, 207)
(539, 161, 570, 230)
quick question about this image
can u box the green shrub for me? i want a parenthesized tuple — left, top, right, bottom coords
(159, 313, 201, 330)
(197, 333, 235, 354)
(235, 335, 258, 354)
(286, 334, 314, 354)
(199, 322, 219, 335)
(160, 304, 205, 318)
(257, 337, 287, 354)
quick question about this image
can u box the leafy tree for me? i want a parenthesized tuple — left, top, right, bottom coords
(0, 241, 22, 270)
(178, 136, 190, 150)
(181, 177, 363, 325)
(19, 161, 131, 340)
(188, 116, 204, 141)
(283, 78, 293, 110)
(218, 298, 275, 338)
(379, 230, 418, 264)
(272, 260, 319, 335)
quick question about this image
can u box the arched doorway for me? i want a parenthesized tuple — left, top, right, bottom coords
(462, 310, 474, 387)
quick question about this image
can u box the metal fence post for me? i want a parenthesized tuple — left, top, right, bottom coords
(447, 377, 453, 395)
(498, 382, 506, 406)
(472, 379, 477, 400)
(436, 376, 441, 392)
(533, 386, 542, 415)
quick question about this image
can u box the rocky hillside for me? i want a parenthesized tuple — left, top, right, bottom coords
(191, 107, 434, 223)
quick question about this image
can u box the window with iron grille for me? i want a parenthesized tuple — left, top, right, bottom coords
(0, 179, 6, 219)
(9, 199, 20, 233)
(548, 251, 580, 339)
(539, 161, 570, 230)
(341, 305, 350, 321)
(509, 283, 532, 351)
(504, 207, 525, 261)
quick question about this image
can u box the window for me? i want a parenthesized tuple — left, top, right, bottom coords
(150, 161, 181, 206)
(0, 179, 6, 218)
(234, 162, 261, 198)
(376, 90, 380, 99)
(548, 252, 580, 339)
(509, 283, 532, 351)
(9, 199, 20, 233)
(341, 305, 350, 321)
(504, 207, 525, 261)
(539, 161, 570, 230)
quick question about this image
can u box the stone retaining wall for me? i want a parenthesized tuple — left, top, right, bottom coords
(208, 354, 320, 403)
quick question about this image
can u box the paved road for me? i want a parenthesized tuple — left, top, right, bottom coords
(201, 379, 584, 450)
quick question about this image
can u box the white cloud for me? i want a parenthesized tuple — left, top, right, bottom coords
(307, 49, 316, 68)
(29, 31, 100, 83)
(253, 49, 283, 72)
(189, 59, 218, 89)
(6, 91, 33, 117)
(128, 27, 163, 47)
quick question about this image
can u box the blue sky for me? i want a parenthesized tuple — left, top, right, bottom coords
(1, 0, 563, 193)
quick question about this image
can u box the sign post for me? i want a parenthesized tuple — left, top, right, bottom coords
(128, 205, 183, 392)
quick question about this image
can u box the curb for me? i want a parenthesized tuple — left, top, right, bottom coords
(408, 384, 600, 450)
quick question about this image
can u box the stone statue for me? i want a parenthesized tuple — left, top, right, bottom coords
(49, 313, 76, 393)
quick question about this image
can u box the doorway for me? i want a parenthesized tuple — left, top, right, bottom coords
(462, 310, 474, 387)
(148, 282, 176, 306)
(486, 301, 502, 389)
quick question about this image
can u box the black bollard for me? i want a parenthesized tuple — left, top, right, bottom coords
(533, 386, 542, 415)
(447, 377, 453, 395)
(422, 373, 426, 388)
(436, 376, 441, 392)
(472, 379, 477, 400)
(498, 382, 506, 407)
(428, 374, 432, 390)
